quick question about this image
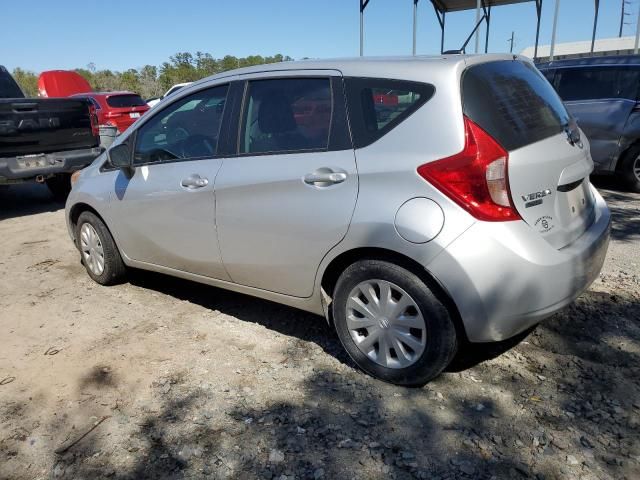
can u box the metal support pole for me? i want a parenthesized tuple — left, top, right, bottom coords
(484, 5, 491, 53)
(591, 0, 600, 55)
(475, 0, 482, 53)
(635, 4, 640, 53)
(462, 14, 486, 53)
(620, 0, 626, 37)
(509, 31, 515, 53)
(550, 0, 561, 61)
(441, 12, 446, 53)
(432, 2, 446, 54)
(413, 0, 419, 56)
(359, 0, 370, 57)
(534, 0, 543, 60)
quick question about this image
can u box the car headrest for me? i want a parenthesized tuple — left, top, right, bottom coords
(257, 95, 297, 135)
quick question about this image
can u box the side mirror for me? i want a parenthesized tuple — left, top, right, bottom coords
(109, 143, 135, 177)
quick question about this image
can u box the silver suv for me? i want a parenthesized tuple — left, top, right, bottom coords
(66, 55, 610, 386)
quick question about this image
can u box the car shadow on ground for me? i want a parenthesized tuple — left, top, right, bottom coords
(128, 268, 539, 381)
(128, 270, 354, 366)
(0, 183, 63, 221)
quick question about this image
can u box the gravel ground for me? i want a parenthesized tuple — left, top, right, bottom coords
(0, 179, 638, 480)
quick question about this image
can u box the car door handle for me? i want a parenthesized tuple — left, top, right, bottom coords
(303, 171, 347, 186)
(181, 175, 209, 189)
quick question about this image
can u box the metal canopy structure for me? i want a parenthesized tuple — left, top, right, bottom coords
(359, 0, 605, 62)
(430, 0, 542, 56)
(360, 0, 543, 58)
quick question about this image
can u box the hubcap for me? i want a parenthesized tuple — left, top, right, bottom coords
(634, 155, 640, 182)
(80, 223, 105, 276)
(346, 279, 426, 369)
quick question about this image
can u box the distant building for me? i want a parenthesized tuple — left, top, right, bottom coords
(520, 36, 639, 62)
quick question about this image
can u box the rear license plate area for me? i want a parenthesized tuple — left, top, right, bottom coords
(16, 154, 48, 169)
(129, 112, 140, 118)
(564, 181, 593, 218)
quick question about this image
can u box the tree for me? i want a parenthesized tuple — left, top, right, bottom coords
(10, 52, 293, 99)
(11, 68, 38, 97)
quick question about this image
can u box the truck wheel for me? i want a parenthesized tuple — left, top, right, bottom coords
(619, 146, 640, 193)
(46, 174, 72, 200)
(76, 211, 126, 285)
(332, 260, 457, 386)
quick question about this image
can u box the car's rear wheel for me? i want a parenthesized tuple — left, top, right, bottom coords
(76, 211, 126, 285)
(619, 146, 640, 193)
(332, 260, 457, 386)
(46, 173, 72, 200)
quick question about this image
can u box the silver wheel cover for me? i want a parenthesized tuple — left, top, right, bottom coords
(80, 223, 105, 276)
(346, 279, 427, 369)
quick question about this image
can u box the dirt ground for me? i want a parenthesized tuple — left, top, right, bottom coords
(0, 179, 639, 480)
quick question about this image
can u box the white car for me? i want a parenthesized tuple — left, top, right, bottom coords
(146, 82, 192, 108)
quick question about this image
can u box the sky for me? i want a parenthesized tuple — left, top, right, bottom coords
(0, 0, 633, 73)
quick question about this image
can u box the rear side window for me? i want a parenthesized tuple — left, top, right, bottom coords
(107, 94, 146, 108)
(77, 96, 101, 110)
(554, 67, 640, 101)
(240, 78, 331, 154)
(463, 60, 570, 151)
(346, 78, 434, 148)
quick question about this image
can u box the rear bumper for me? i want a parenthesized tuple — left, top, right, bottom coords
(0, 147, 102, 183)
(428, 185, 611, 342)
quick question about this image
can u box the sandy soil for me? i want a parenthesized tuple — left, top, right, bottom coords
(0, 180, 638, 480)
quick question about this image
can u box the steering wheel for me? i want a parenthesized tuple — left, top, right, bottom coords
(180, 134, 215, 158)
(167, 126, 190, 145)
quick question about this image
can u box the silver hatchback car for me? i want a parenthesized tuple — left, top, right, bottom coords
(66, 55, 610, 386)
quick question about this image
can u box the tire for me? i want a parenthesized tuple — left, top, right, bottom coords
(332, 260, 457, 386)
(46, 174, 72, 200)
(75, 211, 126, 285)
(619, 146, 640, 193)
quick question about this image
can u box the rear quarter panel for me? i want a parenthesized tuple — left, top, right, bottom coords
(316, 60, 475, 287)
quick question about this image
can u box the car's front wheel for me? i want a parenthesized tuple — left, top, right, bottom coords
(332, 260, 457, 386)
(75, 211, 126, 285)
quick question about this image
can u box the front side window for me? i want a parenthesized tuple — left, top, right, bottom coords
(555, 67, 640, 101)
(240, 78, 332, 154)
(133, 85, 228, 165)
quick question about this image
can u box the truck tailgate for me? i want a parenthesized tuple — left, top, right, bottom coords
(0, 98, 98, 158)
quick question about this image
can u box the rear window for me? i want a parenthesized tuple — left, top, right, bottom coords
(0, 69, 24, 99)
(345, 78, 435, 148)
(462, 60, 570, 151)
(106, 94, 146, 108)
(553, 67, 640, 101)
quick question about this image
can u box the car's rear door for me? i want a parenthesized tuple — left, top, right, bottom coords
(108, 83, 231, 280)
(214, 71, 357, 297)
(552, 66, 639, 171)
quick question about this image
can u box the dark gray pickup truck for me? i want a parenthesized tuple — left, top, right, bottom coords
(0, 65, 101, 198)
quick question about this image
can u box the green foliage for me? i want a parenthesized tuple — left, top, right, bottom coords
(11, 68, 38, 97)
(10, 52, 293, 100)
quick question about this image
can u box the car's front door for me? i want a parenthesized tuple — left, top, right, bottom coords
(215, 73, 358, 297)
(109, 83, 231, 280)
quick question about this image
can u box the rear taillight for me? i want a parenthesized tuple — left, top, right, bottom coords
(89, 104, 99, 138)
(417, 116, 520, 222)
